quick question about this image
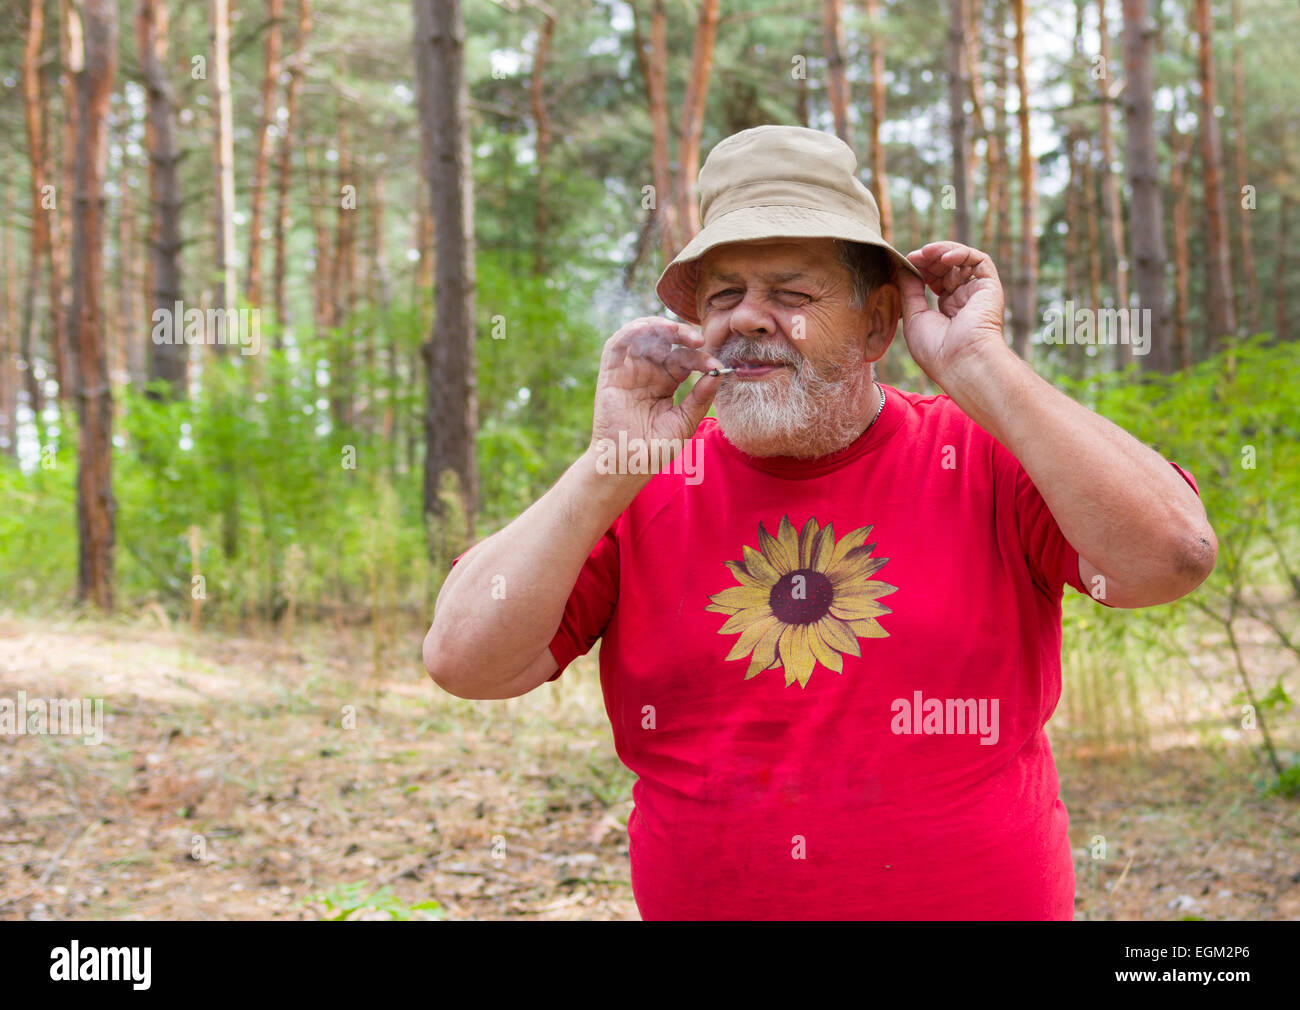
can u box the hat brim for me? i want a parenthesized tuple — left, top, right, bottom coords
(655, 204, 923, 325)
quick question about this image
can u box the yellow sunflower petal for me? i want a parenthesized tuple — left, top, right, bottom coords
(778, 624, 817, 688)
(826, 524, 874, 570)
(827, 554, 889, 586)
(758, 520, 797, 575)
(815, 615, 862, 658)
(718, 605, 773, 634)
(809, 522, 837, 572)
(707, 584, 771, 613)
(797, 516, 820, 568)
(744, 620, 784, 679)
(724, 558, 769, 591)
(740, 544, 782, 586)
(807, 623, 844, 673)
(830, 591, 896, 621)
(847, 616, 891, 638)
(835, 579, 899, 604)
(725, 613, 781, 662)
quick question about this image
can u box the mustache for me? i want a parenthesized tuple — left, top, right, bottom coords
(717, 339, 803, 368)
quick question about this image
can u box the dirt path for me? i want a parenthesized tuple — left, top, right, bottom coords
(0, 614, 1295, 920)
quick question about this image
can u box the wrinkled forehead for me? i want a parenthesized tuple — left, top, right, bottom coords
(698, 237, 841, 281)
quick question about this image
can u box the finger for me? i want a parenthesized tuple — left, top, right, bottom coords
(897, 268, 931, 323)
(666, 344, 728, 382)
(672, 372, 721, 434)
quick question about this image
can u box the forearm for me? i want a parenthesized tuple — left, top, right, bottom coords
(424, 449, 647, 695)
(938, 344, 1216, 594)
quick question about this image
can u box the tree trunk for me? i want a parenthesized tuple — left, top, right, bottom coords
(414, 0, 479, 536)
(1275, 194, 1290, 343)
(866, 0, 892, 240)
(1229, 0, 1256, 336)
(947, 0, 970, 243)
(116, 149, 137, 387)
(21, 0, 55, 423)
(1121, 0, 1171, 371)
(530, 9, 556, 276)
(1010, 0, 1036, 360)
(646, 0, 676, 264)
(71, 0, 118, 610)
(57, 0, 80, 394)
(329, 102, 356, 432)
(822, 0, 853, 148)
(1170, 113, 1193, 369)
(137, 0, 186, 398)
(1194, 0, 1236, 353)
(1097, 0, 1128, 370)
(1082, 137, 1102, 313)
(0, 179, 16, 456)
(246, 0, 283, 306)
(675, 0, 721, 241)
(986, 4, 1011, 273)
(273, 0, 312, 339)
(210, 0, 237, 319)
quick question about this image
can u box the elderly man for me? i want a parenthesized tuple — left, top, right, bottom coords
(424, 125, 1215, 920)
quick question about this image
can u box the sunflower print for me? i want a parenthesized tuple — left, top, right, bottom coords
(706, 516, 897, 688)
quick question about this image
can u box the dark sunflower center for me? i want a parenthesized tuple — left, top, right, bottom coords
(768, 568, 833, 625)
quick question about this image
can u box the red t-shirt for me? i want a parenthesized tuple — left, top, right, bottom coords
(541, 385, 1198, 920)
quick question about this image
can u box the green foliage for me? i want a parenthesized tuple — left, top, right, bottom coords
(304, 881, 445, 921)
(1059, 337, 1300, 787)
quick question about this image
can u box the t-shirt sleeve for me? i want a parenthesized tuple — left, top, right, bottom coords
(544, 524, 620, 679)
(446, 523, 620, 683)
(995, 443, 1201, 605)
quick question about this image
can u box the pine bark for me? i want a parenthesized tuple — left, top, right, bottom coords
(646, 0, 676, 263)
(21, 0, 55, 420)
(1010, 0, 1036, 360)
(1121, 0, 1171, 371)
(1194, 0, 1236, 352)
(675, 0, 721, 242)
(529, 10, 556, 276)
(823, 0, 853, 148)
(137, 0, 186, 397)
(1229, 0, 1256, 335)
(1097, 0, 1128, 327)
(866, 0, 892, 239)
(414, 0, 479, 533)
(71, 0, 118, 610)
(246, 0, 284, 306)
(273, 0, 312, 338)
(210, 0, 237, 318)
(948, 0, 971, 243)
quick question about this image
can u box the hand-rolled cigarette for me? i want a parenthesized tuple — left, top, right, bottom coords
(694, 366, 735, 376)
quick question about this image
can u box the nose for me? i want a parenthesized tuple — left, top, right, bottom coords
(727, 292, 776, 338)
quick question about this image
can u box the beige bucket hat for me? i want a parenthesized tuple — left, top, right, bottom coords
(655, 124, 922, 324)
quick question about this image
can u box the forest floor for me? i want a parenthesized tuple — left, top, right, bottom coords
(0, 610, 1297, 921)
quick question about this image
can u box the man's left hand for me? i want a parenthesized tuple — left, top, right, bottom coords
(898, 241, 1008, 386)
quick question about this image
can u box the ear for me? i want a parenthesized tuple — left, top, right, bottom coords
(861, 281, 903, 363)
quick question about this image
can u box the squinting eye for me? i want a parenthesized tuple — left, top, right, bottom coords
(778, 290, 811, 301)
(708, 289, 741, 303)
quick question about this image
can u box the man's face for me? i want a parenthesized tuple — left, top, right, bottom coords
(694, 238, 890, 458)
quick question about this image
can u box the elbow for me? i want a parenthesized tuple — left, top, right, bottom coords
(1172, 520, 1218, 596)
(423, 625, 467, 697)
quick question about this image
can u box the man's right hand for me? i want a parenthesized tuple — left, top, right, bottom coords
(589, 317, 726, 458)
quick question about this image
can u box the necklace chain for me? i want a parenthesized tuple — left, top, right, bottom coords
(864, 383, 886, 434)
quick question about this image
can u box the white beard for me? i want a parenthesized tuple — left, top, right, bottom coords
(715, 338, 876, 459)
